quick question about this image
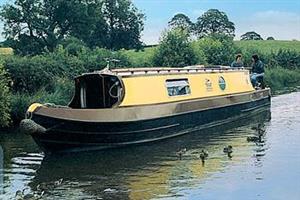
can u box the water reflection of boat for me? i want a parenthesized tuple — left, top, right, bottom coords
(29, 109, 270, 199)
(21, 67, 271, 153)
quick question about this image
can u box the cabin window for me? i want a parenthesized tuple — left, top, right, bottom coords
(166, 79, 191, 96)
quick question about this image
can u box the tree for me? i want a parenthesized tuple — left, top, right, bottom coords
(67, 1, 108, 49)
(0, 0, 93, 55)
(168, 13, 193, 33)
(241, 31, 263, 40)
(0, 0, 145, 55)
(102, 0, 145, 50)
(0, 63, 11, 127)
(194, 9, 235, 38)
(266, 36, 275, 40)
(153, 28, 197, 67)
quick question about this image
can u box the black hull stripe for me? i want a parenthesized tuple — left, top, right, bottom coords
(52, 123, 180, 135)
(241, 102, 270, 112)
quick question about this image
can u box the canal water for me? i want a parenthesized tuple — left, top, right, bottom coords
(0, 92, 300, 200)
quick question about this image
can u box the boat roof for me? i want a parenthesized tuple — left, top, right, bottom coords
(80, 65, 248, 78)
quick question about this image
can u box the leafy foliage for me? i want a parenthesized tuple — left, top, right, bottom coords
(195, 9, 235, 38)
(3, 51, 86, 94)
(0, 0, 86, 54)
(241, 31, 263, 40)
(59, 37, 88, 56)
(168, 13, 193, 33)
(153, 29, 197, 67)
(270, 49, 300, 70)
(0, 62, 11, 127)
(0, 0, 145, 55)
(3, 46, 131, 94)
(101, 0, 145, 50)
(193, 34, 238, 65)
(264, 66, 300, 92)
(10, 77, 74, 123)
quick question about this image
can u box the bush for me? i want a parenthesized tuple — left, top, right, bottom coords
(3, 46, 132, 95)
(42, 77, 74, 105)
(265, 66, 300, 92)
(0, 62, 11, 127)
(10, 77, 74, 123)
(153, 28, 197, 67)
(270, 49, 300, 70)
(4, 56, 57, 93)
(10, 92, 33, 123)
(193, 34, 237, 66)
(59, 37, 88, 56)
(191, 42, 207, 65)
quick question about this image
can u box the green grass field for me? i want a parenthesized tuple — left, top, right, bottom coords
(0, 47, 13, 55)
(122, 40, 300, 67)
(121, 47, 157, 67)
(235, 40, 300, 53)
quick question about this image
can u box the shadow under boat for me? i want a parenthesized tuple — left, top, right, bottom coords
(28, 107, 271, 199)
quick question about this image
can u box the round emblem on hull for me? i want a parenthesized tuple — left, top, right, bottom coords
(219, 76, 226, 90)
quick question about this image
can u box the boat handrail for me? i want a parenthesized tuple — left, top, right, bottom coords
(111, 66, 246, 76)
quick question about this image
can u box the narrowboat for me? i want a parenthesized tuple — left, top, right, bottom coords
(20, 66, 271, 153)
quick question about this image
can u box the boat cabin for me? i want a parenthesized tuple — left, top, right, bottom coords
(68, 66, 254, 109)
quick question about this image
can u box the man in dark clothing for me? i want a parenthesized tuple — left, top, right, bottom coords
(231, 54, 244, 68)
(250, 54, 265, 88)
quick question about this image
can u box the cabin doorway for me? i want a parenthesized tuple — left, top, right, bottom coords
(69, 74, 124, 109)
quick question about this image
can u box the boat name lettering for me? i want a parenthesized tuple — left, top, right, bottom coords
(205, 78, 213, 92)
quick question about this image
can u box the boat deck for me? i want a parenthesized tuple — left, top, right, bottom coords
(83, 66, 247, 77)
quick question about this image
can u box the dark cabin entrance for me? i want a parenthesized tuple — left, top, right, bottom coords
(69, 74, 124, 109)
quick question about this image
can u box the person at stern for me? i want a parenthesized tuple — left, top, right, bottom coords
(250, 54, 265, 89)
(231, 54, 244, 68)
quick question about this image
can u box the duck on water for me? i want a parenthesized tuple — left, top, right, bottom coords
(20, 65, 271, 153)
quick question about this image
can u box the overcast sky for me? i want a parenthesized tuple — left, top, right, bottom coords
(0, 0, 300, 44)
